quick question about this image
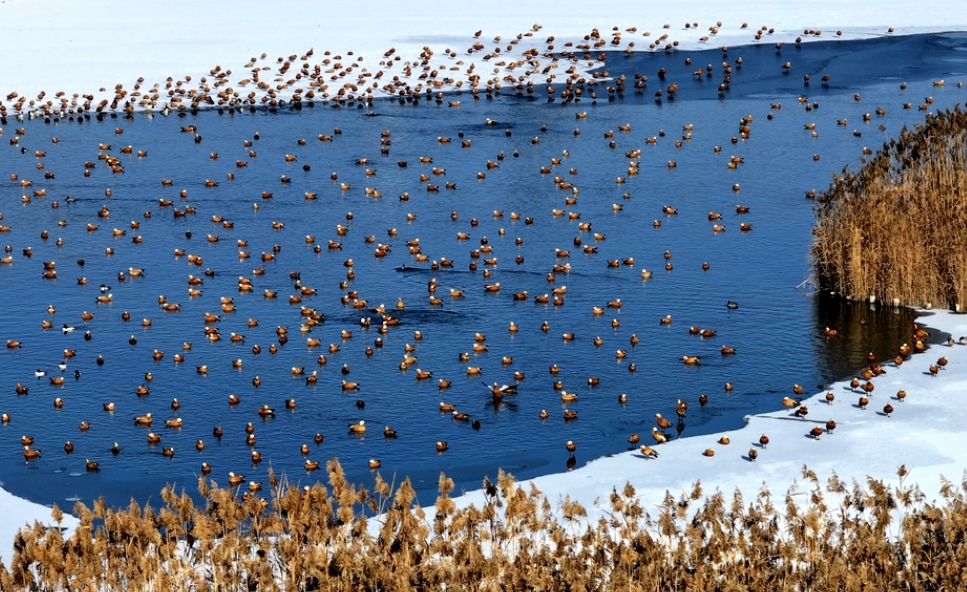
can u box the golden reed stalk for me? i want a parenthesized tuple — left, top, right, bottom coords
(1, 461, 966, 590)
(812, 106, 967, 310)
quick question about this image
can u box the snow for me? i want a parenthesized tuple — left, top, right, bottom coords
(1, 0, 967, 560)
(1, 0, 964, 113)
(454, 309, 967, 523)
(0, 486, 74, 565)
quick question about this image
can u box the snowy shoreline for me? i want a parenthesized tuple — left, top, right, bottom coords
(2, 0, 967, 564)
(1, 1, 964, 116)
(454, 308, 967, 523)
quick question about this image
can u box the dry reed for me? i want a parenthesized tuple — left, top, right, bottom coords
(4, 460, 967, 590)
(812, 105, 967, 310)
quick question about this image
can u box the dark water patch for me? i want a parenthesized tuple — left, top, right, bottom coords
(593, 33, 967, 102)
(813, 292, 921, 382)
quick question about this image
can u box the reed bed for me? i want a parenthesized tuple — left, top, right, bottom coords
(3, 460, 967, 590)
(812, 105, 967, 309)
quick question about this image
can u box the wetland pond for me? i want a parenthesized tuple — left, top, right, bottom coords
(0, 33, 963, 508)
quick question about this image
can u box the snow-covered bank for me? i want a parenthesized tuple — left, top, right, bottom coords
(0, 0, 963, 115)
(455, 309, 967, 524)
(0, 486, 76, 564)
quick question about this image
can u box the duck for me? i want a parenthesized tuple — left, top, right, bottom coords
(487, 383, 516, 397)
(651, 427, 668, 444)
(134, 413, 152, 426)
(348, 420, 366, 434)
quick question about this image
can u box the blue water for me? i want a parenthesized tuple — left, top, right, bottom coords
(0, 33, 962, 509)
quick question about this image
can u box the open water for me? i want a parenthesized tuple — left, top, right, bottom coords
(0, 33, 963, 508)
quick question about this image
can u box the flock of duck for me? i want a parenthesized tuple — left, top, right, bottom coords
(0, 19, 923, 119)
(0, 27, 962, 501)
